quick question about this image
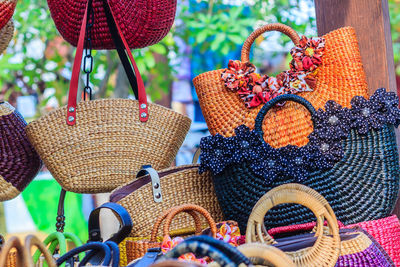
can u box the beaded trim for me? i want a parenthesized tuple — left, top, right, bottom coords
(221, 36, 325, 108)
(199, 88, 400, 184)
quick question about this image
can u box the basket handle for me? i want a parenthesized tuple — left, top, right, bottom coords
(245, 184, 340, 263)
(237, 243, 295, 267)
(162, 204, 217, 240)
(66, 0, 148, 126)
(241, 23, 300, 63)
(150, 207, 204, 242)
(254, 94, 316, 141)
(32, 232, 66, 264)
(24, 235, 57, 267)
(0, 236, 25, 267)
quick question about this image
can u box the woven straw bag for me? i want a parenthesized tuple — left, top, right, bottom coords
(0, 235, 57, 267)
(110, 165, 223, 237)
(124, 204, 217, 264)
(194, 23, 368, 148)
(0, 0, 16, 30)
(0, 102, 42, 201)
(246, 183, 341, 267)
(200, 91, 400, 230)
(0, 20, 13, 54)
(47, 0, 176, 50)
(25, 3, 191, 193)
(237, 243, 295, 267)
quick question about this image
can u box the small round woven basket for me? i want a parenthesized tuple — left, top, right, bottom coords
(0, 20, 13, 54)
(47, 0, 177, 49)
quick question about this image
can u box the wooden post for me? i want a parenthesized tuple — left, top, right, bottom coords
(314, 0, 400, 216)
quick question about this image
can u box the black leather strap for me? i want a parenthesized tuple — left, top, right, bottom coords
(101, 0, 139, 99)
(88, 202, 133, 244)
(56, 189, 66, 233)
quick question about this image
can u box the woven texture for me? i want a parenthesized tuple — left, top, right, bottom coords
(194, 25, 368, 148)
(343, 215, 400, 266)
(0, 102, 42, 201)
(47, 0, 176, 49)
(110, 165, 223, 237)
(25, 99, 191, 193)
(0, 20, 13, 54)
(0, 0, 16, 30)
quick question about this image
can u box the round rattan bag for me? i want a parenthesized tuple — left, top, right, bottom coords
(47, 0, 176, 49)
(0, 20, 13, 54)
(0, 0, 17, 30)
(0, 102, 42, 201)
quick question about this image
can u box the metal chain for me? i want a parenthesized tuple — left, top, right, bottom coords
(83, 0, 95, 101)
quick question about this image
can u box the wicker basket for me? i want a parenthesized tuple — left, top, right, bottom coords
(0, 101, 42, 201)
(25, 5, 191, 193)
(0, 0, 16, 30)
(47, 0, 176, 49)
(194, 23, 368, 148)
(123, 205, 217, 264)
(110, 165, 223, 237)
(246, 183, 341, 267)
(0, 19, 13, 54)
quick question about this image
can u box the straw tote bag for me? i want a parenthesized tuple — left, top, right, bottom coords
(47, 0, 176, 50)
(110, 165, 224, 237)
(0, 0, 16, 30)
(25, 1, 191, 193)
(200, 90, 400, 230)
(193, 23, 368, 148)
(0, 20, 13, 54)
(0, 102, 42, 201)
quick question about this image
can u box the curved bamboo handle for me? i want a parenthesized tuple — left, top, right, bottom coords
(0, 237, 25, 267)
(150, 208, 203, 242)
(241, 23, 300, 63)
(24, 235, 57, 267)
(151, 260, 204, 267)
(237, 243, 295, 267)
(163, 204, 217, 239)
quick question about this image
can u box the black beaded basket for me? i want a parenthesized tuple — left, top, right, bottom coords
(199, 90, 400, 231)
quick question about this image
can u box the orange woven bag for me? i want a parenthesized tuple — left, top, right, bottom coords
(193, 23, 368, 148)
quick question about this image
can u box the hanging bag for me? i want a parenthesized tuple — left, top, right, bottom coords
(110, 165, 223, 237)
(47, 0, 176, 49)
(200, 90, 400, 230)
(0, 102, 42, 201)
(193, 23, 368, 148)
(25, 0, 191, 193)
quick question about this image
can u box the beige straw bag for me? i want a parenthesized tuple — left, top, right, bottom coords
(246, 183, 341, 267)
(25, 4, 191, 193)
(0, 20, 13, 54)
(237, 243, 295, 267)
(110, 165, 224, 237)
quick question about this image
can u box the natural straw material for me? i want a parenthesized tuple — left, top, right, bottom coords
(26, 100, 191, 193)
(0, 0, 17, 30)
(47, 0, 176, 49)
(0, 102, 42, 201)
(237, 243, 295, 267)
(194, 23, 368, 148)
(0, 20, 13, 54)
(246, 184, 341, 267)
(124, 205, 217, 264)
(110, 165, 223, 237)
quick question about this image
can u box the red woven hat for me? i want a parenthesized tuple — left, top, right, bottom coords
(47, 0, 177, 50)
(0, 0, 17, 30)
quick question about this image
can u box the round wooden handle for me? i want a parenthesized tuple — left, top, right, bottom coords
(246, 184, 340, 266)
(24, 235, 57, 267)
(150, 207, 203, 242)
(163, 204, 217, 239)
(237, 243, 295, 267)
(0, 237, 25, 267)
(241, 23, 300, 63)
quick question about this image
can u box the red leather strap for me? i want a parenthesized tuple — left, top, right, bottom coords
(66, 0, 148, 125)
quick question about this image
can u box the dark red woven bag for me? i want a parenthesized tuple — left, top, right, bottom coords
(0, 102, 42, 201)
(0, 0, 17, 30)
(47, 0, 177, 50)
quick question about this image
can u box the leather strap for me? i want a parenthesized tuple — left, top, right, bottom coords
(66, 0, 148, 126)
(56, 242, 111, 266)
(129, 248, 163, 267)
(79, 241, 120, 267)
(88, 202, 133, 244)
(137, 165, 162, 203)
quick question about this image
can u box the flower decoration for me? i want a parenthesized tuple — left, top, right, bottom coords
(202, 221, 241, 247)
(161, 236, 207, 264)
(200, 89, 400, 184)
(221, 36, 325, 108)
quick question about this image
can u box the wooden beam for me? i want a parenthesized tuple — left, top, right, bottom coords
(314, 0, 400, 216)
